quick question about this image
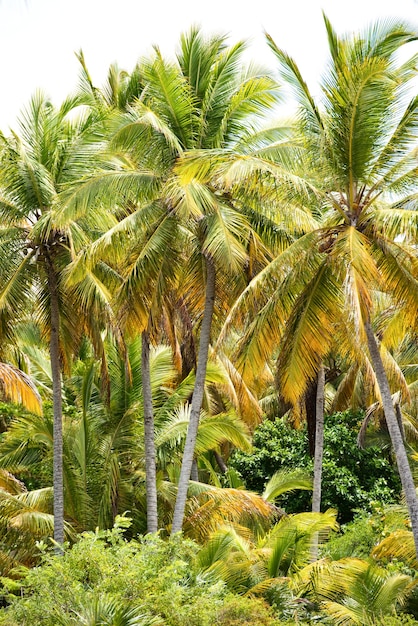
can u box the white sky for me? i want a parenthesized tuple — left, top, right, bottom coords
(0, 0, 417, 131)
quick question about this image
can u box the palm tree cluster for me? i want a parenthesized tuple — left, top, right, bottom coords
(0, 14, 418, 624)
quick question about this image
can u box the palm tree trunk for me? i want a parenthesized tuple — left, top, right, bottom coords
(365, 320, 418, 560)
(141, 330, 158, 533)
(311, 364, 325, 561)
(304, 378, 318, 457)
(171, 255, 216, 535)
(46, 255, 64, 551)
(214, 451, 228, 474)
(312, 364, 325, 514)
(190, 459, 199, 482)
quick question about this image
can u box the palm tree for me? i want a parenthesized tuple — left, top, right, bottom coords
(0, 333, 258, 542)
(311, 363, 325, 561)
(0, 92, 108, 546)
(66, 595, 160, 626)
(0, 483, 75, 574)
(265, 16, 418, 557)
(64, 27, 283, 535)
(196, 509, 338, 596)
(213, 17, 418, 555)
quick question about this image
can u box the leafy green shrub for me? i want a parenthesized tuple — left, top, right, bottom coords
(324, 514, 379, 559)
(0, 519, 228, 626)
(381, 615, 418, 625)
(231, 411, 401, 522)
(0, 519, 308, 625)
(325, 502, 413, 560)
(215, 595, 282, 625)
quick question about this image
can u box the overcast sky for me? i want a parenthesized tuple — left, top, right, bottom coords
(0, 0, 417, 130)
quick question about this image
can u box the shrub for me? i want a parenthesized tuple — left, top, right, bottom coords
(231, 411, 401, 523)
(0, 519, 227, 626)
(0, 520, 309, 626)
(382, 616, 418, 625)
(216, 595, 282, 625)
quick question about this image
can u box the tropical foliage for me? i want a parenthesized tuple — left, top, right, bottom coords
(0, 15, 417, 625)
(231, 410, 401, 523)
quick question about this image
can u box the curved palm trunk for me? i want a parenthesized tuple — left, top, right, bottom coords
(46, 256, 64, 551)
(171, 255, 216, 535)
(141, 330, 158, 533)
(311, 364, 325, 561)
(365, 320, 418, 560)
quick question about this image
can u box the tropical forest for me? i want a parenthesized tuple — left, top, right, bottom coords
(0, 14, 417, 625)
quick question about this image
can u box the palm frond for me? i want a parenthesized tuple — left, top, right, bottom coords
(277, 261, 343, 404)
(265, 33, 323, 133)
(262, 469, 312, 503)
(372, 529, 417, 567)
(0, 363, 42, 415)
(155, 404, 251, 457)
(183, 483, 277, 541)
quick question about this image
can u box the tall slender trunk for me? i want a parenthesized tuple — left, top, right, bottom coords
(365, 320, 418, 560)
(141, 330, 158, 533)
(311, 364, 325, 561)
(312, 364, 325, 514)
(190, 459, 199, 482)
(171, 255, 216, 535)
(304, 378, 318, 457)
(46, 254, 64, 551)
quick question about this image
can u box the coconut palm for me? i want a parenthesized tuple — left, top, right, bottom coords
(266, 16, 418, 556)
(63, 27, 285, 535)
(76, 49, 144, 114)
(212, 16, 418, 555)
(0, 92, 109, 546)
(0, 484, 75, 574)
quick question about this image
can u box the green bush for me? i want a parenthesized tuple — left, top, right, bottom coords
(231, 411, 401, 523)
(215, 595, 282, 625)
(324, 513, 380, 559)
(382, 616, 418, 625)
(0, 520, 309, 625)
(0, 519, 227, 626)
(324, 502, 413, 560)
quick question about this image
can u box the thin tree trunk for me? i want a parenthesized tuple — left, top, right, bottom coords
(365, 320, 418, 560)
(312, 365, 325, 514)
(190, 459, 199, 482)
(142, 330, 158, 533)
(304, 378, 318, 457)
(46, 255, 64, 551)
(311, 364, 325, 561)
(214, 450, 228, 474)
(171, 255, 216, 535)
(395, 400, 406, 442)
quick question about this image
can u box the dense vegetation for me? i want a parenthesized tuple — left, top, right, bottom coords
(0, 14, 416, 625)
(231, 410, 402, 523)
